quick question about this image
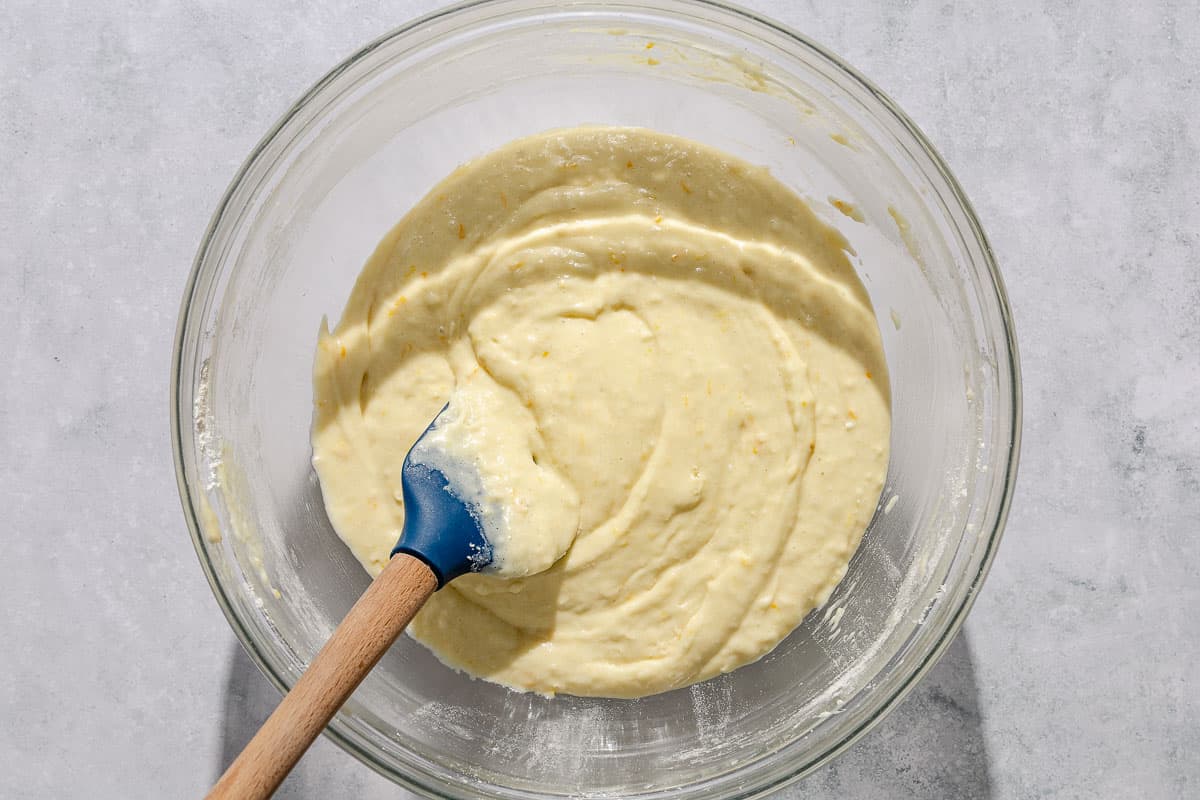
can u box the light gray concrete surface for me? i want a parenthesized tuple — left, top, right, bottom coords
(2, 1, 1197, 798)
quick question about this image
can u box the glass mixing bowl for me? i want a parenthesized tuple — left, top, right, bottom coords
(172, 1, 1021, 797)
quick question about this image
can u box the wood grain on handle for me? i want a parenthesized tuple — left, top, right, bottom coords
(206, 554, 438, 800)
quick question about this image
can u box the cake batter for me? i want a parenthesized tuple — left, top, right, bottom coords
(312, 127, 890, 698)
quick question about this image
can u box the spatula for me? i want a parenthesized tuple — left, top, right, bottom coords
(206, 406, 492, 800)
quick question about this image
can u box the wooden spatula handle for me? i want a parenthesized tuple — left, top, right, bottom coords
(206, 553, 438, 800)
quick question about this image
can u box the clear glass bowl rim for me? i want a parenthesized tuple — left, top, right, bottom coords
(171, 1, 1022, 797)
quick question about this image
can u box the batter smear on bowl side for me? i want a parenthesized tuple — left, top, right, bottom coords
(312, 126, 890, 698)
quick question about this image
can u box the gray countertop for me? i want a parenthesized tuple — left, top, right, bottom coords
(3, 1, 1197, 798)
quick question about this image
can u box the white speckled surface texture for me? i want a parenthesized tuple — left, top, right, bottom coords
(2, 1, 1198, 797)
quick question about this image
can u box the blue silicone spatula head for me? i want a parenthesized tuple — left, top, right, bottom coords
(391, 406, 493, 587)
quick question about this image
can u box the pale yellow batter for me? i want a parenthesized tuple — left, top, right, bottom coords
(312, 127, 890, 698)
